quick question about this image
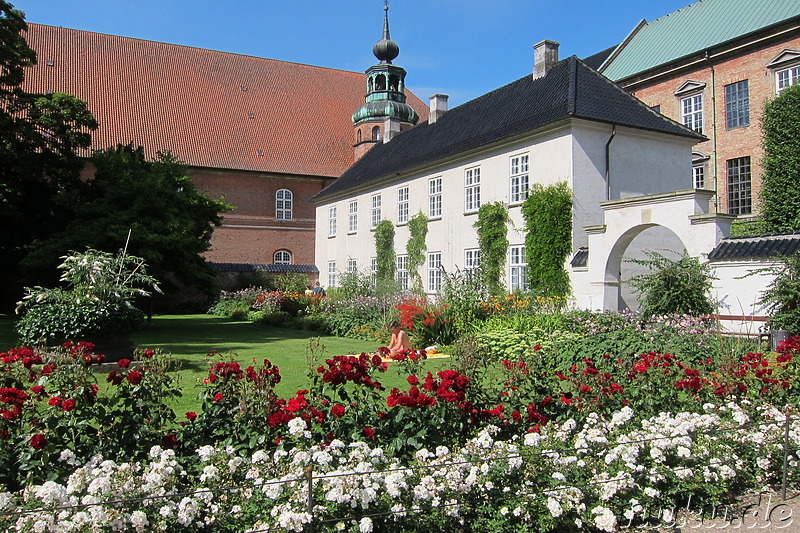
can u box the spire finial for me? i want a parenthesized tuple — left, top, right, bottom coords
(373, 0, 399, 63)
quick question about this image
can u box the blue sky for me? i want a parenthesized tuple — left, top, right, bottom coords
(12, 0, 695, 107)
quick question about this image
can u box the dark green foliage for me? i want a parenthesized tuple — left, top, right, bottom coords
(626, 251, 715, 319)
(374, 219, 396, 285)
(758, 252, 800, 334)
(21, 144, 233, 297)
(474, 202, 509, 296)
(406, 211, 428, 294)
(522, 182, 572, 298)
(0, 2, 98, 305)
(729, 219, 769, 237)
(760, 84, 800, 232)
(16, 301, 144, 345)
(272, 272, 308, 293)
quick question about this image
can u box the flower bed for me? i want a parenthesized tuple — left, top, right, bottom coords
(0, 327, 798, 531)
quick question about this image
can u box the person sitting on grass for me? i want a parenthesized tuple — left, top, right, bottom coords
(387, 320, 410, 356)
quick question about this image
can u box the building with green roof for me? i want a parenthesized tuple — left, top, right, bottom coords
(598, 0, 800, 218)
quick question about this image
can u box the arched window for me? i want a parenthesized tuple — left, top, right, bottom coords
(372, 126, 381, 141)
(356, 129, 362, 144)
(375, 74, 386, 91)
(276, 189, 293, 220)
(274, 250, 292, 265)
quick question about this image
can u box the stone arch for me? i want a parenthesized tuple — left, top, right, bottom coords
(603, 223, 687, 311)
(584, 189, 734, 311)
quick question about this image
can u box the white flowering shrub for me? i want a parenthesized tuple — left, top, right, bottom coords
(2, 403, 797, 532)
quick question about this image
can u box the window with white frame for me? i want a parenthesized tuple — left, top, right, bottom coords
(427, 252, 442, 293)
(327, 261, 336, 288)
(370, 257, 377, 285)
(276, 189, 293, 220)
(274, 250, 292, 265)
(777, 65, 800, 93)
(465, 167, 481, 212)
(371, 194, 382, 228)
(348, 200, 358, 233)
(681, 94, 703, 133)
(692, 165, 705, 189)
(396, 255, 409, 291)
(464, 249, 480, 275)
(509, 246, 528, 292)
(328, 206, 337, 237)
(727, 156, 752, 216)
(347, 258, 357, 273)
(725, 80, 750, 129)
(428, 177, 442, 218)
(509, 154, 530, 204)
(397, 186, 409, 224)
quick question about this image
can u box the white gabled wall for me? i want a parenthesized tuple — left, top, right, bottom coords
(316, 120, 697, 295)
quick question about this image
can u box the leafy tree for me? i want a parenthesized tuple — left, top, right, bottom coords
(759, 84, 800, 232)
(0, 1, 98, 305)
(758, 252, 800, 334)
(522, 182, 572, 299)
(474, 202, 509, 297)
(626, 250, 715, 319)
(22, 144, 232, 297)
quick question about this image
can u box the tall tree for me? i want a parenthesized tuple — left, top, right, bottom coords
(759, 84, 800, 232)
(0, 1, 98, 305)
(22, 144, 233, 296)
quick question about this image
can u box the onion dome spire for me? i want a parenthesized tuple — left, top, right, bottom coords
(372, 2, 399, 64)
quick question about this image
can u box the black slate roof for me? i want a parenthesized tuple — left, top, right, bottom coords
(708, 234, 800, 260)
(210, 263, 319, 273)
(314, 56, 704, 201)
(582, 45, 618, 71)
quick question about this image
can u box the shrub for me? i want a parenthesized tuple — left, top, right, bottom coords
(626, 250, 715, 319)
(759, 252, 800, 334)
(16, 248, 159, 344)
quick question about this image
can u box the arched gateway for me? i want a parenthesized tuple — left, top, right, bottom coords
(582, 189, 736, 311)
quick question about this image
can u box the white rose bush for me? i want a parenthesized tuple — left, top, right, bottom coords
(0, 325, 798, 530)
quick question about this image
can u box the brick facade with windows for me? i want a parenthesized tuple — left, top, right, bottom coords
(21, 23, 427, 273)
(622, 41, 800, 214)
(599, 1, 800, 216)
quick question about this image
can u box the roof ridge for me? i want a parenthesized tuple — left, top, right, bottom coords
(25, 22, 365, 77)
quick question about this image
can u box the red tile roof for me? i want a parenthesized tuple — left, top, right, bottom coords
(21, 24, 429, 178)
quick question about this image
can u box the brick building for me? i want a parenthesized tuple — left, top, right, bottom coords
(597, 0, 800, 217)
(19, 22, 428, 275)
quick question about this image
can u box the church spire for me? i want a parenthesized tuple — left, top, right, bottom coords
(352, 1, 419, 159)
(373, 2, 399, 64)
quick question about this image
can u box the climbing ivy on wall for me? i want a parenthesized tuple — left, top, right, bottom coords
(474, 202, 509, 297)
(374, 219, 396, 285)
(406, 211, 428, 294)
(522, 182, 572, 299)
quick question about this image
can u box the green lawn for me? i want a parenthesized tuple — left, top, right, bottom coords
(0, 314, 450, 416)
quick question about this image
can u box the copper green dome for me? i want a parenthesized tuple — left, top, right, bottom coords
(352, 99, 419, 126)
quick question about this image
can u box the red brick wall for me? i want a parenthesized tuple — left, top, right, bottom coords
(188, 168, 334, 265)
(623, 33, 800, 215)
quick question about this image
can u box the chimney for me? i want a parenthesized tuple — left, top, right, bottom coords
(533, 40, 559, 79)
(383, 117, 401, 142)
(429, 94, 448, 124)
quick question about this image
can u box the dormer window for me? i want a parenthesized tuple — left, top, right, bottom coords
(675, 81, 706, 134)
(767, 50, 800, 94)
